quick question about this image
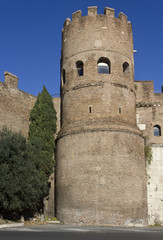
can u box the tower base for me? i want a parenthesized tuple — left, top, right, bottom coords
(56, 129, 148, 226)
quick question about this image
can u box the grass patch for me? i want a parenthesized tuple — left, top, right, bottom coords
(45, 216, 59, 221)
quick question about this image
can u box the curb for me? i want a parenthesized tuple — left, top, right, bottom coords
(0, 223, 24, 229)
(46, 221, 61, 224)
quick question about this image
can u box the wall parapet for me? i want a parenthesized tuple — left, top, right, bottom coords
(118, 12, 128, 22)
(104, 7, 115, 17)
(88, 6, 97, 16)
(4, 71, 18, 89)
(72, 10, 82, 21)
(63, 6, 131, 27)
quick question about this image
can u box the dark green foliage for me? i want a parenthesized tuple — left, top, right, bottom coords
(0, 128, 45, 219)
(0, 87, 57, 219)
(28, 85, 57, 190)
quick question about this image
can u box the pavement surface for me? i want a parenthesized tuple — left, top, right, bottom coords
(0, 223, 24, 229)
(1, 224, 163, 240)
(1, 223, 163, 232)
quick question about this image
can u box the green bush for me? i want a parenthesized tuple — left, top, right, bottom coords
(0, 128, 45, 220)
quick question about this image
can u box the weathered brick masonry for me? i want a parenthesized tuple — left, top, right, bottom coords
(1, 6, 163, 226)
(135, 81, 163, 225)
(0, 71, 60, 139)
(56, 6, 148, 226)
(0, 72, 36, 136)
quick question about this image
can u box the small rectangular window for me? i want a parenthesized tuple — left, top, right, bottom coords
(89, 106, 92, 113)
(119, 107, 122, 114)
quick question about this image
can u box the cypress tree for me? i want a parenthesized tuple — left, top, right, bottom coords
(28, 86, 57, 193)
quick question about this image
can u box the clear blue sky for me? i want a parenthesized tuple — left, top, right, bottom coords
(0, 0, 163, 96)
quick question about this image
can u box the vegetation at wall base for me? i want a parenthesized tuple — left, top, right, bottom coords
(0, 128, 45, 220)
(0, 87, 57, 220)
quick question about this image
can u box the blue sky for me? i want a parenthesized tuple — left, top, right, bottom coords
(0, 0, 163, 96)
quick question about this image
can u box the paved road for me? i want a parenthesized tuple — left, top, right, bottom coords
(1, 225, 163, 240)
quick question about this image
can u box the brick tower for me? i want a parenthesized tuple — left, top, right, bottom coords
(56, 6, 148, 226)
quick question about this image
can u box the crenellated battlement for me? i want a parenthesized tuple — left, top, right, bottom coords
(118, 12, 128, 22)
(72, 10, 82, 21)
(63, 6, 130, 27)
(104, 7, 115, 17)
(62, 5, 133, 65)
(64, 18, 71, 27)
(87, 6, 97, 16)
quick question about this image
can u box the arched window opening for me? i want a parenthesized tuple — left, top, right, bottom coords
(123, 62, 130, 74)
(97, 58, 110, 74)
(153, 125, 161, 136)
(76, 61, 84, 76)
(63, 69, 66, 84)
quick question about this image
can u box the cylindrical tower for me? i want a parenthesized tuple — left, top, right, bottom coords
(56, 6, 148, 226)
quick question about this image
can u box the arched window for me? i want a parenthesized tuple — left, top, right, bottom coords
(63, 69, 66, 84)
(153, 125, 161, 136)
(97, 57, 110, 74)
(123, 62, 130, 74)
(76, 61, 84, 76)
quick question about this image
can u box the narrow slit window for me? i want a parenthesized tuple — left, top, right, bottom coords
(119, 107, 122, 114)
(153, 125, 161, 136)
(63, 69, 66, 84)
(89, 106, 92, 113)
(76, 61, 84, 76)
